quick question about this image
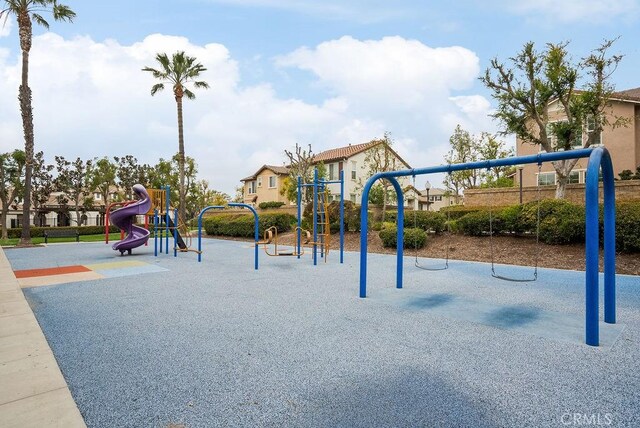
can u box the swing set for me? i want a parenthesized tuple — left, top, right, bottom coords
(359, 147, 616, 347)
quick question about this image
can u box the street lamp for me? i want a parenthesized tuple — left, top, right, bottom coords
(425, 180, 431, 211)
(517, 165, 524, 204)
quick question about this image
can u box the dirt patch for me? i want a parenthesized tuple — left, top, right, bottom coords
(208, 232, 640, 276)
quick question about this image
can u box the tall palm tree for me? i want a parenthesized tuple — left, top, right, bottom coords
(0, 0, 75, 245)
(142, 51, 209, 222)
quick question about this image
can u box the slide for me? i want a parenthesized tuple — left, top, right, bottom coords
(157, 216, 188, 250)
(111, 184, 152, 255)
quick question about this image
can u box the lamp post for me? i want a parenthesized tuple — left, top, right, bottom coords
(425, 180, 431, 211)
(517, 165, 524, 204)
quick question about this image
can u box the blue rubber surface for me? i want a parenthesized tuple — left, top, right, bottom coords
(7, 240, 640, 428)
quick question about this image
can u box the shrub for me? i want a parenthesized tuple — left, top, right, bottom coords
(371, 222, 383, 231)
(384, 210, 446, 233)
(203, 212, 296, 237)
(258, 201, 285, 209)
(613, 202, 640, 253)
(457, 211, 493, 236)
(521, 199, 585, 244)
(303, 200, 363, 232)
(379, 226, 427, 249)
(7, 225, 119, 239)
(498, 205, 525, 234)
(440, 205, 485, 220)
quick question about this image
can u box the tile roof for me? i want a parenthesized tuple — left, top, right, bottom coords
(241, 164, 290, 181)
(614, 87, 640, 102)
(312, 141, 379, 163)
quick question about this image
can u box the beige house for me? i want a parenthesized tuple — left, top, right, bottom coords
(313, 141, 412, 204)
(241, 165, 291, 206)
(517, 87, 640, 187)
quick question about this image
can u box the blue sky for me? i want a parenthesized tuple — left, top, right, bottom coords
(1, 0, 639, 193)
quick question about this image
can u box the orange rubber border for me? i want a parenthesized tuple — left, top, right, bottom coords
(14, 265, 91, 279)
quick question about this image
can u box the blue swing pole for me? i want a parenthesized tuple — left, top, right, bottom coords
(297, 176, 302, 259)
(173, 208, 178, 257)
(164, 185, 170, 255)
(313, 169, 318, 266)
(154, 209, 158, 257)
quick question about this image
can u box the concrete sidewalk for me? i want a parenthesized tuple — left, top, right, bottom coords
(0, 246, 85, 428)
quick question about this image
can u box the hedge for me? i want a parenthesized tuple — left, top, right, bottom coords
(303, 200, 365, 232)
(384, 210, 446, 233)
(379, 226, 427, 249)
(258, 201, 285, 209)
(5, 225, 120, 239)
(203, 212, 296, 238)
(612, 202, 640, 253)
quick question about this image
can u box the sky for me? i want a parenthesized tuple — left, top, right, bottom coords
(1, 0, 639, 194)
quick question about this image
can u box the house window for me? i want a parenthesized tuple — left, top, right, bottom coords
(93, 192, 101, 200)
(257, 177, 262, 188)
(269, 176, 276, 188)
(587, 116, 602, 146)
(248, 181, 256, 194)
(350, 193, 357, 203)
(568, 170, 581, 184)
(546, 121, 582, 150)
(537, 172, 556, 186)
(329, 163, 336, 180)
(351, 161, 357, 180)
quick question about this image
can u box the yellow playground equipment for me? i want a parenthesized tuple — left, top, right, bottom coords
(148, 186, 196, 253)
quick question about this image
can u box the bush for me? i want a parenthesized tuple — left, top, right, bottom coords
(258, 201, 285, 209)
(457, 211, 493, 236)
(6, 225, 119, 239)
(613, 202, 640, 253)
(521, 199, 585, 244)
(498, 205, 525, 234)
(440, 206, 485, 220)
(303, 200, 364, 232)
(379, 226, 427, 249)
(203, 212, 296, 237)
(384, 210, 446, 233)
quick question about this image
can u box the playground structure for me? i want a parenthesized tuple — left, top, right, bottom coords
(358, 147, 616, 347)
(150, 185, 197, 257)
(109, 184, 152, 255)
(196, 168, 345, 267)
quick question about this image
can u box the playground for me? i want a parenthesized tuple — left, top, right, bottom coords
(4, 238, 640, 427)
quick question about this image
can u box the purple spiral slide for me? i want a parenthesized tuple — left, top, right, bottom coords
(111, 184, 152, 255)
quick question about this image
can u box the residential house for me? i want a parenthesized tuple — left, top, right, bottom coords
(240, 165, 291, 206)
(415, 187, 461, 211)
(312, 140, 412, 205)
(517, 87, 640, 187)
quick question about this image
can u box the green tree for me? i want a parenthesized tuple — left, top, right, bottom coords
(358, 133, 401, 220)
(0, 150, 26, 239)
(481, 39, 625, 198)
(443, 125, 480, 202)
(114, 155, 142, 199)
(0, 0, 75, 245)
(31, 151, 54, 226)
(142, 51, 209, 223)
(54, 156, 92, 226)
(477, 133, 514, 184)
(88, 157, 117, 207)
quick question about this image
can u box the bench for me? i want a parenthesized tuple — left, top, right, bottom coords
(44, 229, 80, 243)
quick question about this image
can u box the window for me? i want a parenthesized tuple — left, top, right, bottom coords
(257, 177, 262, 188)
(587, 116, 602, 146)
(350, 193, 357, 203)
(545, 121, 582, 150)
(248, 181, 256, 194)
(537, 172, 556, 186)
(568, 171, 580, 184)
(351, 161, 357, 180)
(329, 163, 336, 180)
(93, 192, 101, 200)
(269, 176, 277, 188)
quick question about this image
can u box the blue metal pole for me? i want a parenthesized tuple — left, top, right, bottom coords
(297, 176, 302, 259)
(165, 185, 170, 255)
(196, 205, 226, 263)
(585, 151, 601, 346)
(313, 168, 318, 266)
(229, 203, 260, 270)
(599, 149, 616, 324)
(339, 169, 344, 264)
(154, 209, 158, 257)
(173, 208, 178, 257)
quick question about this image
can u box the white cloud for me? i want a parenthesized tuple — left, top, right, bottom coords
(0, 16, 12, 38)
(509, 0, 640, 24)
(0, 33, 494, 195)
(277, 36, 494, 172)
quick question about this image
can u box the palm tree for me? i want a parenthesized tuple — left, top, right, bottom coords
(0, 0, 75, 245)
(142, 51, 209, 222)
